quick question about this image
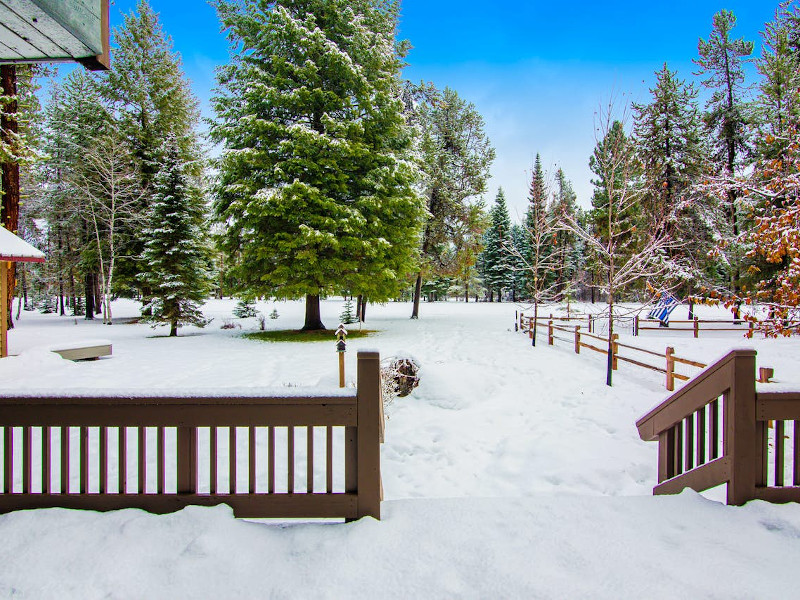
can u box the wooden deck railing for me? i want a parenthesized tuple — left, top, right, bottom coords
(637, 349, 800, 505)
(0, 350, 383, 520)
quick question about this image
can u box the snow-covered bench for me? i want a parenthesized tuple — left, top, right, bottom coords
(49, 339, 112, 361)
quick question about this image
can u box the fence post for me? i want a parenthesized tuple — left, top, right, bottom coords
(516, 311, 520, 332)
(727, 350, 758, 505)
(548, 320, 554, 345)
(574, 325, 581, 354)
(588, 314, 592, 333)
(611, 333, 619, 370)
(666, 346, 675, 391)
(693, 316, 699, 338)
(528, 316, 535, 344)
(356, 350, 382, 520)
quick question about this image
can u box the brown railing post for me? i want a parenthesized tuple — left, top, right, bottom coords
(666, 347, 675, 391)
(177, 426, 197, 494)
(548, 320, 553, 345)
(611, 333, 619, 370)
(727, 350, 758, 505)
(356, 350, 382, 520)
(588, 314, 592, 333)
(528, 317, 534, 342)
(574, 326, 581, 354)
(693, 316, 699, 338)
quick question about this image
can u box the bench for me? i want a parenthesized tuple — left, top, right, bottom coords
(49, 339, 112, 361)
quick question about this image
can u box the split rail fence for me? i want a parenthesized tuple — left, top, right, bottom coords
(0, 350, 384, 521)
(517, 312, 707, 391)
(637, 349, 800, 505)
(634, 316, 755, 337)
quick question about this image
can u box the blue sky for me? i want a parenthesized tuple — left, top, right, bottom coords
(83, 0, 778, 218)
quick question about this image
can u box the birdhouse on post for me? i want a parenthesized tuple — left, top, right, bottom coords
(335, 324, 347, 387)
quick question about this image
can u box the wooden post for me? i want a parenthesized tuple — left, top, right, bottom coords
(693, 316, 699, 338)
(758, 367, 774, 383)
(574, 326, 581, 354)
(548, 320, 553, 345)
(516, 311, 521, 332)
(0, 261, 6, 358)
(611, 333, 619, 370)
(356, 350, 382, 520)
(336, 324, 347, 388)
(726, 350, 758, 505)
(177, 426, 197, 494)
(666, 346, 675, 391)
(588, 314, 592, 333)
(528, 317, 534, 341)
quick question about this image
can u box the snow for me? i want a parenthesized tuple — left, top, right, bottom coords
(1, 298, 800, 596)
(0, 225, 45, 262)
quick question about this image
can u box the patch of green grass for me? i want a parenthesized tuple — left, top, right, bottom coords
(243, 329, 375, 343)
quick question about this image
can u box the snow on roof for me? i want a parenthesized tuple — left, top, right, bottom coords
(0, 226, 45, 263)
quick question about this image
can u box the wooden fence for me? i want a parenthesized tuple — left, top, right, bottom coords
(518, 312, 707, 391)
(634, 316, 755, 337)
(637, 349, 800, 505)
(0, 350, 383, 521)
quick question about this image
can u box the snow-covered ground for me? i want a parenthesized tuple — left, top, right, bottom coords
(1, 298, 799, 597)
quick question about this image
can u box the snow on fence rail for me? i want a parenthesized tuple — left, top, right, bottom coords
(637, 349, 800, 505)
(517, 312, 707, 391)
(0, 350, 383, 521)
(633, 316, 755, 337)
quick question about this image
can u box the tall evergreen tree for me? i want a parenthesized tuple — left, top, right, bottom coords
(549, 168, 579, 297)
(211, 0, 424, 330)
(694, 10, 754, 302)
(632, 63, 710, 297)
(101, 0, 203, 299)
(481, 188, 513, 302)
(409, 84, 494, 318)
(141, 139, 210, 336)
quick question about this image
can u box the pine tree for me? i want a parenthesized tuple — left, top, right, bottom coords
(754, 3, 800, 168)
(141, 139, 210, 336)
(211, 0, 424, 330)
(694, 10, 754, 302)
(233, 298, 259, 319)
(632, 63, 710, 296)
(339, 297, 357, 324)
(409, 84, 495, 317)
(481, 188, 513, 301)
(100, 0, 203, 300)
(549, 168, 579, 297)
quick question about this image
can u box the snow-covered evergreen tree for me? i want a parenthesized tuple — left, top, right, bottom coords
(339, 298, 357, 324)
(233, 298, 259, 319)
(409, 84, 495, 317)
(101, 0, 203, 299)
(694, 10, 754, 301)
(632, 63, 712, 296)
(141, 140, 210, 336)
(481, 189, 513, 302)
(211, 0, 424, 330)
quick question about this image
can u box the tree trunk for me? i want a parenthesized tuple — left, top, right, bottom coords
(360, 297, 366, 322)
(489, 289, 493, 302)
(1, 65, 19, 331)
(606, 294, 614, 387)
(411, 272, 422, 318)
(464, 281, 469, 303)
(84, 273, 95, 320)
(497, 288, 502, 303)
(688, 300, 694, 320)
(302, 294, 325, 330)
(170, 320, 178, 337)
(94, 275, 102, 315)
